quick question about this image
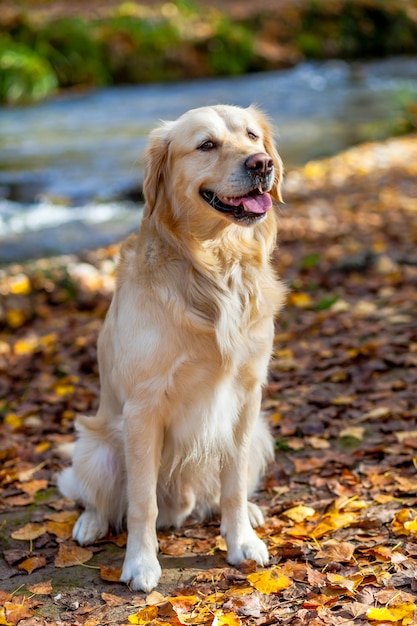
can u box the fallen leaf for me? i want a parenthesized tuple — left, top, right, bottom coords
(55, 543, 93, 567)
(128, 606, 158, 624)
(366, 602, 416, 624)
(20, 479, 48, 496)
(315, 539, 355, 563)
(99, 564, 122, 582)
(247, 566, 292, 594)
(326, 572, 363, 593)
(4, 601, 34, 625)
(17, 555, 46, 574)
(11, 523, 47, 541)
(27, 580, 53, 595)
(212, 612, 241, 626)
(101, 592, 127, 607)
(282, 504, 316, 523)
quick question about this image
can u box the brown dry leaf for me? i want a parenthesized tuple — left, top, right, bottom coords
(326, 572, 363, 593)
(17, 555, 46, 574)
(43, 510, 79, 523)
(315, 539, 355, 563)
(101, 592, 128, 607)
(27, 580, 53, 595)
(45, 519, 75, 539)
(159, 538, 189, 556)
(3, 495, 34, 507)
(105, 531, 127, 547)
(55, 542, 93, 567)
(100, 564, 122, 582)
(11, 523, 47, 541)
(20, 479, 48, 496)
(4, 601, 34, 625)
(146, 590, 166, 605)
(307, 567, 327, 588)
(247, 566, 292, 594)
(223, 594, 261, 618)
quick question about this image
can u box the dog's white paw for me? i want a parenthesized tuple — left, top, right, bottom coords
(120, 555, 162, 592)
(227, 534, 269, 567)
(72, 510, 108, 545)
(248, 501, 265, 528)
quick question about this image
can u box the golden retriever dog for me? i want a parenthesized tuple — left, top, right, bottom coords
(59, 104, 286, 592)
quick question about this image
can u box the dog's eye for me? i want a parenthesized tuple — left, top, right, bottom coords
(198, 140, 216, 151)
(247, 130, 259, 141)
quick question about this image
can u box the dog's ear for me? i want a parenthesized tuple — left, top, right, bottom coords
(250, 107, 284, 203)
(143, 122, 172, 216)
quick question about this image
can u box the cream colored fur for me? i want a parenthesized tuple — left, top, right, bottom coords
(58, 104, 286, 592)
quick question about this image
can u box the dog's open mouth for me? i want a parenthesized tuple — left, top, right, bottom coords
(200, 189, 272, 223)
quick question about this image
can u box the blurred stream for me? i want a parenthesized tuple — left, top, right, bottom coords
(1, 56, 416, 263)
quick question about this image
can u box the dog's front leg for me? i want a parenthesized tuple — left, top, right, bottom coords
(220, 389, 269, 567)
(120, 401, 163, 592)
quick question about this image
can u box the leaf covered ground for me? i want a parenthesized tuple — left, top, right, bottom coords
(1, 134, 417, 625)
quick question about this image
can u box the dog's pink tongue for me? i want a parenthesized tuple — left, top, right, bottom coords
(241, 193, 272, 214)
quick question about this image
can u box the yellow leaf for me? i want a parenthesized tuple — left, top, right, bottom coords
(326, 572, 363, 593)
(168, 595, 200, 612)
(128, 606, 158, 625)
(13, 337, 39, 355)
(213, 612, 241, 626)
(215, 535, 227, 552)
(4, 413, 23, 430)
(54, 384, 75, 397)
(404, 519, 417, 534)
(331, 395, 355, 406)
(247, 566, 292, 594)
(0, 607, 10, 626)
(11, 523, 47, 541)
(6, 309, 27, 329)
(9, 273, 31, 295)
(311, 511, 358, 539)
(288, 292, 312, 309)
(282, 505, 316, 523)
(339, 426, 365, 440)
(366, 602, 416, 624)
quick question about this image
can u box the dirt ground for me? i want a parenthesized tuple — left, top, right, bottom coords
(1, 132, 417, 624)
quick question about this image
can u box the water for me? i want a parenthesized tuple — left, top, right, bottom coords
(1, 56, 416, 263)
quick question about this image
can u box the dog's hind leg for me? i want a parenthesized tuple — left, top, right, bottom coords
(58, 416, 126, 545)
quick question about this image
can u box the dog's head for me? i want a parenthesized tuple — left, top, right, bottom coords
(143, 105, 283, 233)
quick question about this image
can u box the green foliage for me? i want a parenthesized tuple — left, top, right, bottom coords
(1, 0, 417, 103)
(99, 14, 182, 83)
(297, 0, 417, 59)
(0, 35, 57, 104)
(34, 17, 108, 88)
(205, 17, 255, 76)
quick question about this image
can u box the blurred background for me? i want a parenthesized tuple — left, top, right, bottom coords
(1, 0, 417, 263)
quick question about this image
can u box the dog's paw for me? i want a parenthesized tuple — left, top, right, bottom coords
(247, 501, 265, 528)
(227, 534, 269, 567)
(120, 555, 162, 592)
(72, 510, 108, 545)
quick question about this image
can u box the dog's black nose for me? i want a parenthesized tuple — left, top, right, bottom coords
(245, 153, 274, 176)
